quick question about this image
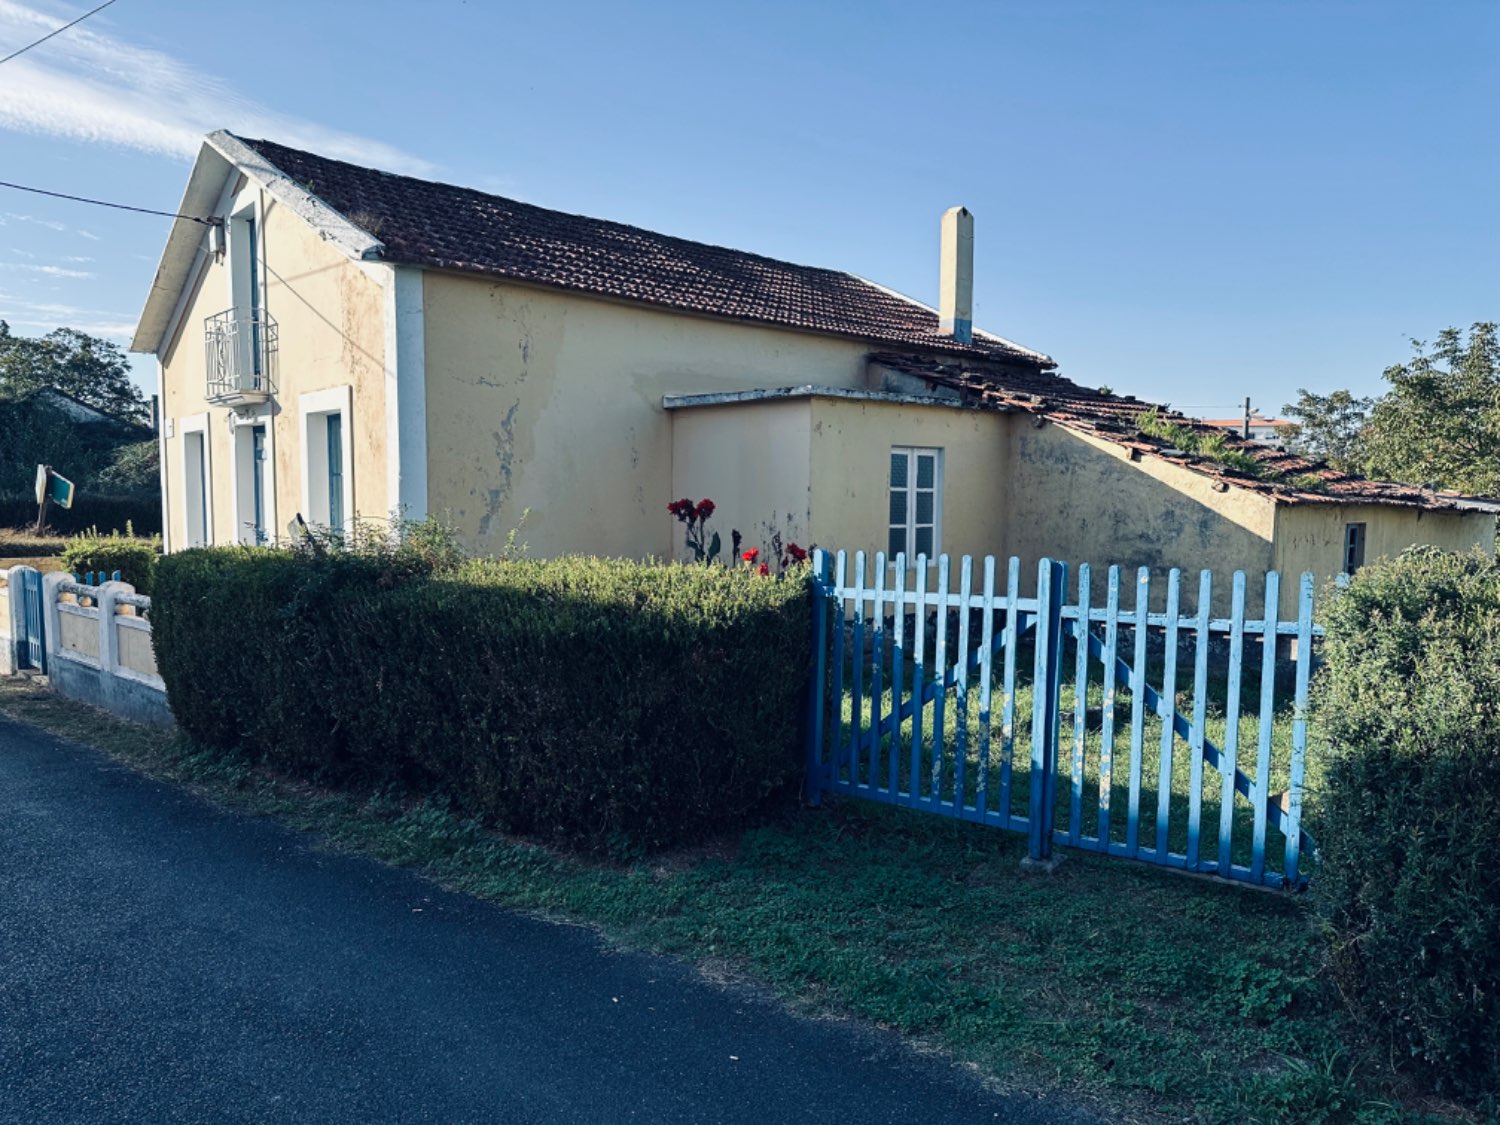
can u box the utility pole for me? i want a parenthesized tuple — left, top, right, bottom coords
(1243, 396, 1252, 441)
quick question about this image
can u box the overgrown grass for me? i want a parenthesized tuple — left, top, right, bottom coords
(0, 679, 1471, 1124)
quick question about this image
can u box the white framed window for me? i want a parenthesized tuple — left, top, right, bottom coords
(229, 413, 274, 545)
(179, 412, 213, 548)
(300, 386, 354, 534)
(888, 446, 943, 561)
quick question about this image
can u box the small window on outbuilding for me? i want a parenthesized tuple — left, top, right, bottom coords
(889, 447, 942, 561)
(1343, 522, 1367, 575)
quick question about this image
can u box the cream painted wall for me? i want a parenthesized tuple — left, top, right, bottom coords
(808, 397, 1010, 565)
(421, 273, 870, 559)
(159, 180, 387, 549)
(1004, 421, 1279, 614)
(1272, 502, 1495, 612)
(669, 398, 812, 562)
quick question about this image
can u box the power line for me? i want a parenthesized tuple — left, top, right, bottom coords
(0, 0, 119, 67)
(0, 179, 215, 224)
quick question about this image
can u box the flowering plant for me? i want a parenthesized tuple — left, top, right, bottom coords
(668, 497, 720, 564)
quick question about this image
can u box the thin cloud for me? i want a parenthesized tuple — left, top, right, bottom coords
(0, 1, 434, 174)
(0, 293, 135, 339)
(0, 261, 95, 279)
(3, 211, 67, 231)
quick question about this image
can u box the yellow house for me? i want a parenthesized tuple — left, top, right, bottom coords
(132, 132, 1496, 614)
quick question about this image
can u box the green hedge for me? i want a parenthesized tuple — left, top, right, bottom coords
(152, 548, 812, 854)
(1313, 547, 1500, 1104)
(0, 492, 161, 536)
(59, 528, 160, 594)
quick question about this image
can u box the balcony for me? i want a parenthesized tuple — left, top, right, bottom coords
(204, 308, 278, 407)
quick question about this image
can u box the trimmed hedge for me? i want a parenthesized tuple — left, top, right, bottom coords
(0, 493, 161, 536)
(1313, 547, 1500, 1103)
(59, 528, 160, 594)
(152, 548, 812, 854)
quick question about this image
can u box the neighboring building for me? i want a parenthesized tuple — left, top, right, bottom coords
(1202, 413, 1297, 446)
(132, 132, 1497, 615)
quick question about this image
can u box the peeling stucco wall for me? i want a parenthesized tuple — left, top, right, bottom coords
(159, 187, 387, 548)
(420, 272, 871, 559)
(1003, 420, 1279, 614)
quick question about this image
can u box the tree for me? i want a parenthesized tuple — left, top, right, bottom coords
(0, 320, 146, 422)
(1281, 388, 1374, 472)
(1359, 322, 1500, 496)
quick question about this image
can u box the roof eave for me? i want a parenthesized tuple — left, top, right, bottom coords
(130, 131, 388, 356)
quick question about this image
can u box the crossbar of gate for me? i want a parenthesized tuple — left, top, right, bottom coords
(804, 549, 1321, 890)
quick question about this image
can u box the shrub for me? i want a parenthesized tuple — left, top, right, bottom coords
(0, 492, 161, 536)
(152, 546, 812, 854)
(60, 525, 160, 594)
(1312, 546, 1500, 1103)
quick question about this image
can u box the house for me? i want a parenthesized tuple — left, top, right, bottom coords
(1201, 413, 1297, 446)
(132, 132, 1496, 614)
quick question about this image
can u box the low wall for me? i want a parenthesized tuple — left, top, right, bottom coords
(26, 572, 174, 729)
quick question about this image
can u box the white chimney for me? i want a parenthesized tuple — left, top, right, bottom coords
(938, 205, 974, 344)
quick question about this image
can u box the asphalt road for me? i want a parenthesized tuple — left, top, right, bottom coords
(0, 712, 1101, 1124)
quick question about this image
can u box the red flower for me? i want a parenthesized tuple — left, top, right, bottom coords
(668, 497, 696, 522)
(742, 549, 759, 563)
(696, 499, 715, 520)
(786, 543, 808, 563)
(757, 563, 769, 576)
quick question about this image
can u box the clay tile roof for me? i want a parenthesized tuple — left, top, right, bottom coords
(871, 352, 1491, 512)
(234, 135, 1052, 367)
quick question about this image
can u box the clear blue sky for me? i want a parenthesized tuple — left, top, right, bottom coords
(0, 0, 1495, 418)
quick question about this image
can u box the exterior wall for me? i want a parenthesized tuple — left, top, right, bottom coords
(1004, 420, 1279, 614)
(158, 179, 388, 549)
(117, 618, 159, 679)
(670, 398, 813, 561)
(58, 606, 99, 660)
(421, 273, 870, 559)
(1273, 503, 1495, 611)
(808, 397, 1010, 564)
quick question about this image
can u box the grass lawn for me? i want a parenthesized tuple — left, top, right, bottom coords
(0, 677, 1471, 1124)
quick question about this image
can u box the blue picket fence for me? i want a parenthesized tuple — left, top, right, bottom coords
(804, 550, 1321, 890)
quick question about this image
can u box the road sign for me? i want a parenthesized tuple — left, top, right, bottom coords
(47, 471, 74, 509)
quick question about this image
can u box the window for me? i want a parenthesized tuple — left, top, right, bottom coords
(326, 414, 344, 531)
(1343, 522, 1366, 575)
(888, 447, 942, 561)
(300, 386, 353, 534)
(181, 412, 212, 548)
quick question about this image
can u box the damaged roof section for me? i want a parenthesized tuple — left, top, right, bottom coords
(231, 135, 1053, 367)
(873, 352, 1499, 513)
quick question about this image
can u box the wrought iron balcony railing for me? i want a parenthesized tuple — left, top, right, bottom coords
(204, 308, 278, 406)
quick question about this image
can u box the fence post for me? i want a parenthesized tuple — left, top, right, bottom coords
(1028, 558, 1067, 862)
(4, 566, 27, 673)
(804, 549, 831, 807)
(41, 570, 70, 674)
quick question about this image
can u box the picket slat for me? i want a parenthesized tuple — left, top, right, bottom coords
(1154, 569, 1182, 862)
(1097, 566, 1120, 847)
(954, 556, 973, 813)
(910, 554, 929, 804)
(1126, 568, 1150, 855)
(999, 557, 1021, 821)
(1218, 572, 1247, 873)
(851, 552, 867, 789)
(832, 551, 847, 783)
(890, 556, 908, 797)
(871, 553, 888, 795)
(1186, 570, 1212, 869)
(1070, 564, 1091, 843)
(1251, 571, 1281, 882)
(932, 555, 951, 803)
(1285, 574, 1315, 885)
(977, 557, 996, 818)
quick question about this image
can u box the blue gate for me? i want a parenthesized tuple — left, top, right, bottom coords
(804, 550, 1320, 890)
(15, 566, 46, 673)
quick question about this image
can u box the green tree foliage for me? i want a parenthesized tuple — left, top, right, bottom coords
(0, 320, 146, 422)
(1359, 322, 1500, 495)
(1280, 388, 1373, 472)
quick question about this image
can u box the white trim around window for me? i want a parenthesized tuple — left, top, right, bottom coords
(179, 412, 213, 548)
(888, 446, 943, 563)
(299, 385, 354, 533)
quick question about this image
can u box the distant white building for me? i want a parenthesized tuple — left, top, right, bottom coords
(1201, 413, 1296, 446)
